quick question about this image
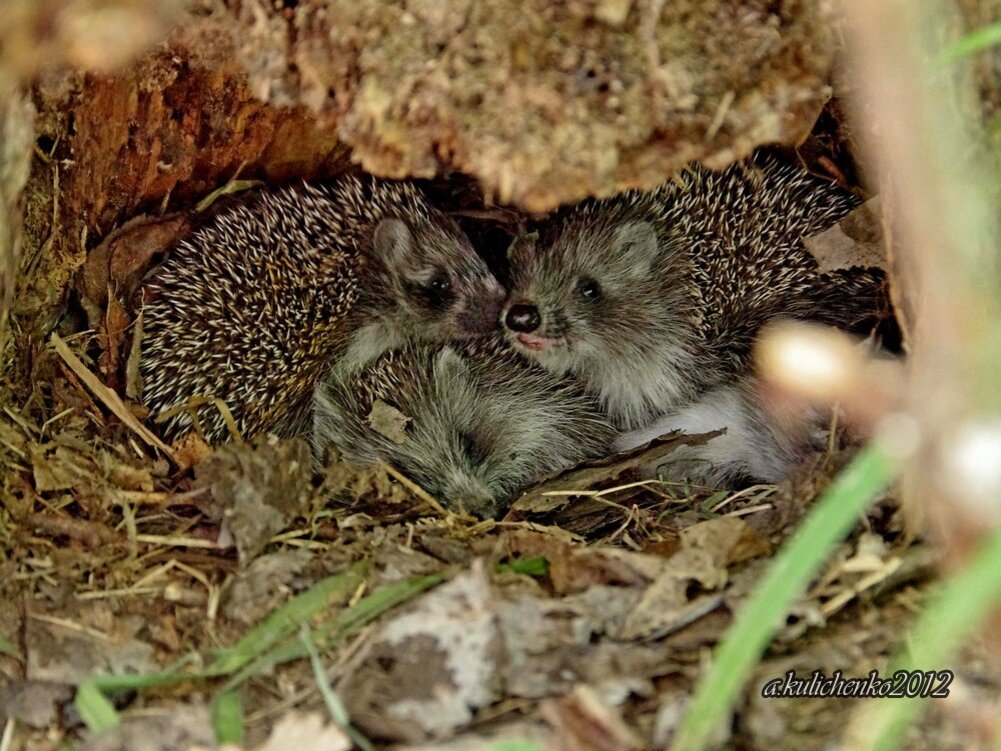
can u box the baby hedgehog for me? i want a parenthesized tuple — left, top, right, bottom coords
(139, 176, 505, 443)
(614, 379, 826, 486)
(311, 337, 616, 519)
(503, 154, 888, 483)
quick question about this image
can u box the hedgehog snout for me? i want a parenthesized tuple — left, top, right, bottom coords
(439, 473, 502, 519)
(456, 282, 506, 334)
(504, 303, 542, 333)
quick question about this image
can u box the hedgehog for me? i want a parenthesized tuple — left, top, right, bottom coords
(139, 176, 506, 443)
(501, 154, 889, 483)
(610, 378, 827, 486)
(311, 336, 616, 519)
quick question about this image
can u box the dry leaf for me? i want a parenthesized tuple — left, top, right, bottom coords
(618, 546, 726, 640)
(255, 712, 351, 751)
(367, 399, 411, 443)
(803, 197, 886, 273)
(681, 516, 770, 567)
(344, 562, 500, 743)
(540, 685, 643, 751)
(172, 432, 213, 472)
(194, 436, 312, 564)
(76, 213, 191, 329)
(26, 610, 156, 684)
(512, 431, 722, 514)
(0, 679, 73, 729)
(31, 445, 76, 492)
(78, 703, 215, 751)
(222, 549, 311, 627)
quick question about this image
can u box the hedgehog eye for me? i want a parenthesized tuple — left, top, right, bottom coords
(418, 272, 455, 310)
(428, 273, 451, 294)
(578, 278, 601, 301)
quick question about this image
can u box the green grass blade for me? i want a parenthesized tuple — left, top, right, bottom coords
(671, 445, 898, 751)
(300, 625, 350, 727)
(221, 572, 445, 691)
(75, 680, 121, 734)
(300, 625, 374, 751)
(851, 525, 1001, 751)
(0, 634, 22, 661)
(322, 572, 445, 642)
(496, 556, 550, 577)
(939, 21, 1001, 64)
(84, 563, 367, 707)
(207, 560, 367, 675)
(211, 690, 245, 745)
(90, 669, 194, 692)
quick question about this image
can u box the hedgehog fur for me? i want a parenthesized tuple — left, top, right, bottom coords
(312, 336, 615, 519)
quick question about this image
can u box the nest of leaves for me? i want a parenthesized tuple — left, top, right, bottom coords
(0, 325, 947, 751)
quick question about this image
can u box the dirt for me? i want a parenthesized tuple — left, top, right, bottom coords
(238, 0, 835, 212)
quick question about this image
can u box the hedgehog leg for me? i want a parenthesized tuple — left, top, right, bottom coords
(612, 383, 807, 487)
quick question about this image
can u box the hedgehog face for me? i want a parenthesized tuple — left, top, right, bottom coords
(502, 214, 702, 427)
(504, 219, 672, 369)
(369, 218, 506, 343)
(358, 346, 569, 519)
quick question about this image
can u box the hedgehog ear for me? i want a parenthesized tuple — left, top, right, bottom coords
(506, 231, 539, 260)
(613, 220, 659, 277)
(434, 347, 471, 381)
(372, 218, 414, 267)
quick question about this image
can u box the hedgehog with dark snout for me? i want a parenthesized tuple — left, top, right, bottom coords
(311, 337, 616, 519)
(139, 176, 506, 443)
(502, 154, 889, 484)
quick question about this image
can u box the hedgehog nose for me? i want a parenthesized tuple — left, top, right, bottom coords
(505, 303, 541, 333)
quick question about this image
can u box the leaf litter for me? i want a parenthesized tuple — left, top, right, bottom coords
(0, 354, 952, 751)
(0, 286, 979, 751)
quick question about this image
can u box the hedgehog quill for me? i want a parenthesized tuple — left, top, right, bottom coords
(140, 177, 506, 443)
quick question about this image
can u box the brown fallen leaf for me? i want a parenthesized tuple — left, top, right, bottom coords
(75, 213, 191, 389)
(171, 432, 213, 473)
(617, 547, 726, 641)
(194, 436, 312, 565)
(511, 431, 722, 515)
(98, 298, 132, 389)
(0, 679, 73, 729)
(803, 197, 886, 273)
(616, 516, 768, 640)
(26, 608, 156, 685)
(254, 711, 351, 751)
(30, 445, 77, 492)
(389, 721, 552, 751)
(75, 213, 191, 329)
(680, 515, 770, 567)
(77, 702, 216, 751)
(222, 549, 311, 627)
(540, 685, 643, 751)
(506, 529, 664, 595)
(497, 588, 681, 701)
(343, 562, 500, 743)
